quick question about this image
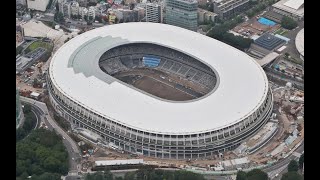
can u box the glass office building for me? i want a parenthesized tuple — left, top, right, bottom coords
(165, 0, 198, 31)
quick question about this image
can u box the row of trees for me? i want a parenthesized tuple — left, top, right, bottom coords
(16, 129, 69, 179)
(280, 156, 304, 180)
(85, 168, 205, 180)
(16, 104, 37, 142)
(16, 46, 24, 55)
(236, 169, 268, 180)
(281, 16, 298, 30)
(54, 12, 64, 23)
(245, 0, 277, 18)
(53, 114, 71, 131)
(207, 15, 253, 51)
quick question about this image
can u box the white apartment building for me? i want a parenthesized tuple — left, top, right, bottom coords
(145, 3, 161, 23)
(59, 1, 71, 18)
(70, 1, 80, 16)
(88, 6, 96, 19)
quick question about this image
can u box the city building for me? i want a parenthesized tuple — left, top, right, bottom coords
(27, 0, 50, 11)
(59, 1, 71, 18)
(165, 0, 198, 31)
(16, 48, 47, 73)
(271, 0, 304, 21)
(47, 23, 273, 159)
(249, 33, 286, 57)
(121, 9, 138, 22)
(78, 0, 88, 7)
(221, 157, 250, 170)
(135, 7, 146, 22)
(88, 6, 96, 19)
(70, 1, 80, 17)
(16, 0, 27, 6)
(145, 3, 162, 23)
(198, 8, 218, 24)
(213, 0, 250, 19)
(16, 89, 24, 129)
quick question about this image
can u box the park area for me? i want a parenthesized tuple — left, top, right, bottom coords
(24, 41, 53, 54)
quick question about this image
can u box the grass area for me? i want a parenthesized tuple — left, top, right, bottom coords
(284, 56, 303, 66)
(274, 28, 288, 36)
(42, 20, 56, 29)
(25, 41, 53, 54)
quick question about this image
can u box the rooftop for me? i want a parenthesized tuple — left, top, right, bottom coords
(254, 33, 286, 51)
(49, 23, 268, 134)
(273, 0, 304, 17)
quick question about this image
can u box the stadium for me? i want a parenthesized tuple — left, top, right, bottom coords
(47, 23, 273, 159)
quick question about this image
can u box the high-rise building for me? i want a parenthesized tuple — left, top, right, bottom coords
(146, 3, 161, 23)
(70, 1, 80, 17)
(59, 1, 71, 18)
(88, 6, 96, 19)
(165, 0, 198, 31)
(213, 0, 250, 19)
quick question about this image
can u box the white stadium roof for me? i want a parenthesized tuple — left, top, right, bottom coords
(50, 23, 268, 134)
(283, 0, 304, 10)
(295, 28, 304, 58)
(273, 0, 304, 17)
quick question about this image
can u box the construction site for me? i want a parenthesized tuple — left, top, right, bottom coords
(61, 80, 303, 174)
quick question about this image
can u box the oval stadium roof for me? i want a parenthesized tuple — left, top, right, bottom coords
(49, 23, 269, 134)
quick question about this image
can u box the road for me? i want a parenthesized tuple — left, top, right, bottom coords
(263, 141, 304, 179)
(20, 96, 81, 173)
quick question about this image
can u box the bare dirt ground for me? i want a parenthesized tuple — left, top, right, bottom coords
(133, 76, 194, 101)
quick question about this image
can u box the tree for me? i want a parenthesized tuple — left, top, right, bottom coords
(31, 172, 61, 180)
(23, 104, 32, 114)
(54, 12, 65, 23)
(288, 160, 299, 172)
(123, 169, 205, 180)
(16, 46, 23, 55)
(298, 153, 304, 169)
(124, 172, 135, 180)
(236, 171, 247, 180)
(55, 2, 59, 11)
(85, 171, 113, 180)
(246, 169, 268, 180)
(281, 171, 303, 180)
(33, 78, 41, 88)
(281, 16, 298, 30)
(16, 129, 69, 179)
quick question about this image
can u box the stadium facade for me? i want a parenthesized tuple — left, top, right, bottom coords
(47, 23, 273, 159)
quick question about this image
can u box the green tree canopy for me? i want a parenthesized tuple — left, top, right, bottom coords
(281, 171, 304, 180)
(281, 16, 298, 30)
(288, 160, 299, 172)
(54, 12, 65, 23)
(16, 129, 69, 179)
(298, 153, 304, 169)
(236, 171, 247, 180)
(85, 170, 113, 180)
(236, 169, 268, 180)
(246, 169, 268, 180)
